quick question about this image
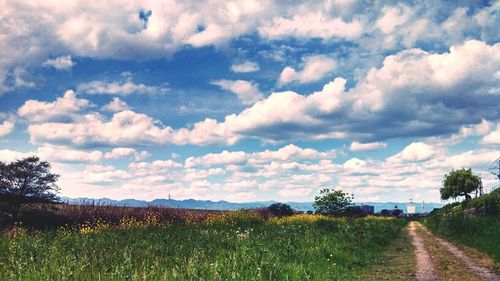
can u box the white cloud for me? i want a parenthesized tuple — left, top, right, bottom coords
(81, 165, 131, 184)
(104, 147, 150, 161)
(375, 5, 411, 34)
(0, 119, 15, 138)
(13, 136, 494, 202)
(42, 55, 74, 70)
(18, 90, 90, 122)
(0, 149, 31, 163)
(481, 124, 500, 145)
(12, 68, 36, 88)
(101, 97, 131, 112)
(259, 12, 363, 40)
(343, 158, 367, 170)
(1, 1, 498, 96)
(211, 79, 263, 105)
(349, 141, 387, 151)
(36, 144, 103, 163)
(278, 55, 336, 85)
(19, 41, 500, 148)
(27, 110, 174, 146)
(185, 144, 336, 169)
(230, 61, 259, 73)
(77, 77, 168, 95)
(388, 142, 435, 162)
(0, 145, 103, 164)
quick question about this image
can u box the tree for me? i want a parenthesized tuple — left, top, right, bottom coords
(313, 188, 353, 216)
(440, 168, 481, 201)
(0, 156, 59, 219)
(267, 203, 294, 217)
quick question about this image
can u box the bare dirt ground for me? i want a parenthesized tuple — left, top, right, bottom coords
(411, 221, 499, 281)
(419, 224, 498, 281)
(408, 221, 438, 281)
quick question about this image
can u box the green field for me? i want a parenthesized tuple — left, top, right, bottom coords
(0, 213, 407, 280)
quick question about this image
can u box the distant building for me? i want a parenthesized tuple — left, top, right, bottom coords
(380, 206, 403, 217)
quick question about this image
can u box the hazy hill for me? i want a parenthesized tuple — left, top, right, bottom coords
(60, 197, 443, 213)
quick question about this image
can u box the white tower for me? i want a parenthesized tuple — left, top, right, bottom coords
(407, 199, 416, 215)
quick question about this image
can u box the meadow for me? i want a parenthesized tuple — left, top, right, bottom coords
(0, 210, 407, 281)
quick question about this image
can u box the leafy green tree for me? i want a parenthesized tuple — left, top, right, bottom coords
(267, 203, 294, 217)
(440, 168, 481, 201)
(0, 156, 59, 219)
(313, 188, 353, 216)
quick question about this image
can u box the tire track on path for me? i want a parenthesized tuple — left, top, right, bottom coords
(408, 221, 438, 281)
(419, 223, 499, 281)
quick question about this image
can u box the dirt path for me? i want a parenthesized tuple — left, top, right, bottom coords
(410, 221, 499, 281)
(408, 221, 438, 281)
(419, 224, 498, 281)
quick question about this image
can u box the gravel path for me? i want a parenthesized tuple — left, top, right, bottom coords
(408, 221, 438, 281)
(420, 225, 499, 281)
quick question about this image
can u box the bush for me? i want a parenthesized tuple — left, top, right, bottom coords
(464, 189, 500, 215)
(424, 190, 500, 261)
(267, 203, 294, 217)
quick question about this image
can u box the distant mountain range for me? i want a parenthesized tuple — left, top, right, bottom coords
(60, 197, 443, 214)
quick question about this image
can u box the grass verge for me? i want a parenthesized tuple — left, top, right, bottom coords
(415, 224, 480, 281)
(357, 222, 415, 281)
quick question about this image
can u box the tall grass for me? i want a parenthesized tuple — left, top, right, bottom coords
(423, 190, 500, 262)
(1, 203, 226, 229)
(0, 213, 406, 280)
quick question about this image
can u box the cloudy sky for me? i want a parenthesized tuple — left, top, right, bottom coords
(0, 0, 499, 203)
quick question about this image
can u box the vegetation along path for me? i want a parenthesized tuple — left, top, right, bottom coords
(409, 221, 499, 281)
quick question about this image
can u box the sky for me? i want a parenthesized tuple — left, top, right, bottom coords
(0, 0, 499, 203)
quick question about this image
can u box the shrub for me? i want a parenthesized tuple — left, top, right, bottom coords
(267, 203, 294, 217)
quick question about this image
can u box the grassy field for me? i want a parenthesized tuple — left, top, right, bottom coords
(0, 212, 407, 280)
(423, 189, 500, 262)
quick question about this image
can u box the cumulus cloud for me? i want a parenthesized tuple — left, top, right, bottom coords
(104, 147, 150, 161)
(81, 165, 131, 184)
(19, 40, 500, 148)
(77, 77, 168, 95)
(259, 12, 363, 40)
(278, 55, 336, 85)
(42, 55, 74, 70)
(0, 149, 31, 163)
(27, 110, 174, 147)
(387, 142, 435, 162)
(36, 144, 103, 163)
(101, 97, 131, 112)
(4, 136, 494, 202)
(211, 79, 263, 105)
(219, 40, 499, 144)
(1, 1, 498, 95)
(375, 5, 411, 34)
(481, 124, 500, 145)
(0, 144, 150, 164)
(185, 144, 336, 169)
(18, 90, 91, 123)
(0, 119, 15, 138)
(349, 141, 387, 152)
(230, 61, 259, 73)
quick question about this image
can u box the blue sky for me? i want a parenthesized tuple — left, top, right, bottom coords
(0, 0, 499, 203)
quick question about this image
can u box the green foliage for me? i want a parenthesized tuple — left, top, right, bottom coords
(267, 203, 294, 217)
(424, 189, 500, 262)
(440, 168, 481, 201)
(0, 156, 59, 219)
(313, 189, 353, 216)
(464, 188, 500, 215)
(0, 216, 406, 280)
